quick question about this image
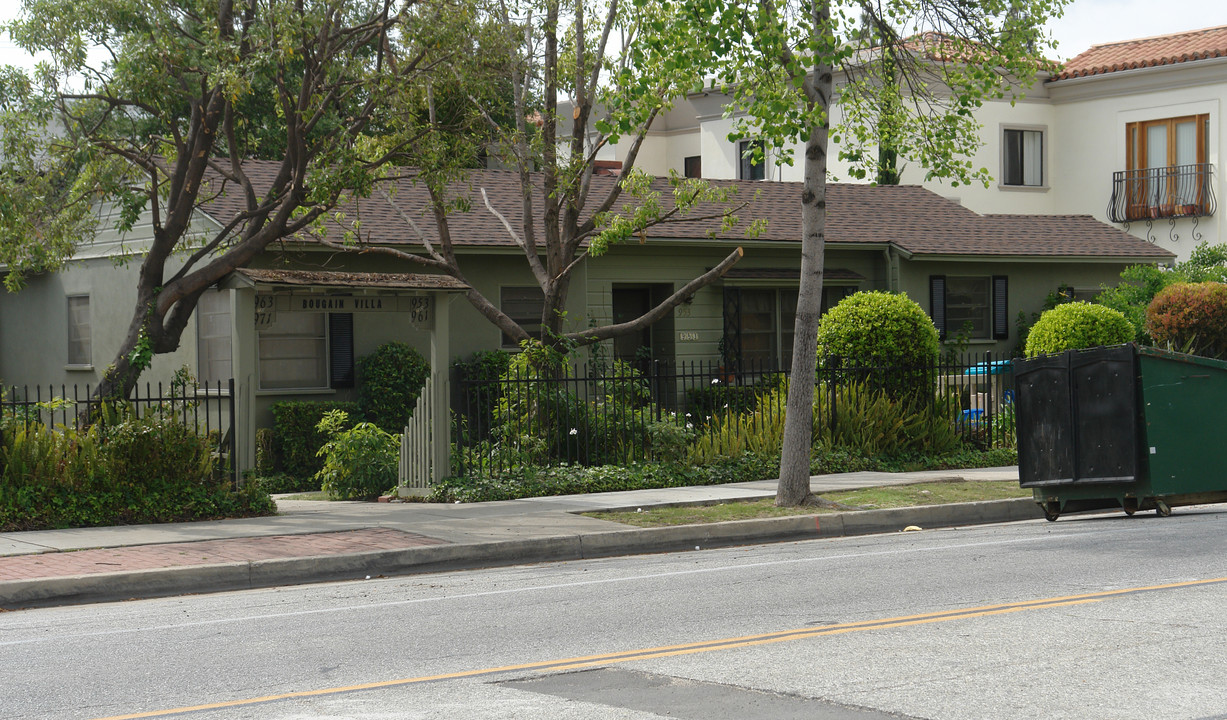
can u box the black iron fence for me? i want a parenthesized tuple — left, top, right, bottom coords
(452, 353, 1017, 477)
(1, 379, 238, 483)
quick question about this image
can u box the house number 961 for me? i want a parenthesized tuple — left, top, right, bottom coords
(409, 297, 431, 323)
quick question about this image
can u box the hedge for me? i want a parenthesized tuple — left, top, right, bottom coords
(270, 401, 361, 480)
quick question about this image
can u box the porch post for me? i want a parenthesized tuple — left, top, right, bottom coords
(231, 286, 257, 479)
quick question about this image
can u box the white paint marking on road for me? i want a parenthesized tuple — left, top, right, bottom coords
(0, 531, 1095, 647)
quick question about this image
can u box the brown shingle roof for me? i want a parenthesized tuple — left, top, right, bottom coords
(198, 160, 1172, 262)
(1053, 24, 1227, 81)
(233, 268, 468, 291)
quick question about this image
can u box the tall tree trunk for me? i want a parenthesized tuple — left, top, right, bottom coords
(776, 0, 833, 506)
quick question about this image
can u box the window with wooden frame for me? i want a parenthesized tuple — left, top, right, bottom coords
(1123, 114, 1209, 220)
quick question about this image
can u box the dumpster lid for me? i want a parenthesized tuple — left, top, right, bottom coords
(1138, 345, 1227, 372)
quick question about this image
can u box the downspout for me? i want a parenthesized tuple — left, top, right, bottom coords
(881, 245, 900, 293)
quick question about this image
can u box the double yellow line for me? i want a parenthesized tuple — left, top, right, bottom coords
(93, 576, 1227, 720)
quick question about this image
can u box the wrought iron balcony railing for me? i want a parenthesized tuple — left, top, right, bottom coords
(1107, 162, 1216, 224)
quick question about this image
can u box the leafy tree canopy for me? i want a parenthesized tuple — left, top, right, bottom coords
(0, 0, 503, 400)
(667, 0, 1067, 505)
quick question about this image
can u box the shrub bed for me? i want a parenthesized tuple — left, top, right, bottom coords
(429, 447, 1017, 503)
(270, 401, 361, 481)
(1, 415, 274, 531)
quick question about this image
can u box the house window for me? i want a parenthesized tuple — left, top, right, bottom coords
(738, 140, 765, 181)
(501, 286, 545, 348)
(66, 295, 91, 367)
(821, 286, 857, 316)
(197, 289, 232, 385)
(1128, 115, 1208, 170)
(259, 312, 328, 390)
(1123, 114, 1210, 220)
(929, 276, 1008, 341)
(724, 288, 796, 368)
(684, 155, 702, 178)
(1002, 128, 1043, 187)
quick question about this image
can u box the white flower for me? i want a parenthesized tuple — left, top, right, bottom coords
(686, 423, 693, 430)
(569, 428, 578, 436)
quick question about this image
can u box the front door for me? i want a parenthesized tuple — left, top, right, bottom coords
(612, 287, 652, 362)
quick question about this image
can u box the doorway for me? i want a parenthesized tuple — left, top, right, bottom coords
(612, 284, 675, 366)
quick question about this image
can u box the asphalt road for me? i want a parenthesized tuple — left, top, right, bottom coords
(5, 508, 1227, 720)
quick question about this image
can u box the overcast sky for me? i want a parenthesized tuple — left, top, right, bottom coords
(1, 0, 1226, 69)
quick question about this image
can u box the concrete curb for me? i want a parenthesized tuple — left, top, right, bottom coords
(0, 498, 1042, 609)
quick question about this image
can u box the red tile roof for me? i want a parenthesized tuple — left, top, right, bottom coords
(1053, 24, 1227, 80)
(198, 161, 1172, 262)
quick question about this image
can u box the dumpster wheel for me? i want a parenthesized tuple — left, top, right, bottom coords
(1123, 497, 1138, 516)
(1043, 501, 1060, 522)
(1155, 499, 1172, 517)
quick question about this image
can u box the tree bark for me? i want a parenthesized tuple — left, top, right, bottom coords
(776, 0, 833, 507)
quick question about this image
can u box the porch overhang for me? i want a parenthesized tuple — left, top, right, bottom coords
(222, 268, 469, 293)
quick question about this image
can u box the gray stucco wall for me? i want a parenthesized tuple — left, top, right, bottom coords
(0, 257, 200, 390)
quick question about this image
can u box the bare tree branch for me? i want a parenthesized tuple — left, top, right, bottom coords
(567, 248, 743, 346)
(481, 187, 550, 287)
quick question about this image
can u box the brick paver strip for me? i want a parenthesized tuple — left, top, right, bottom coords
(0, 528, 449, 581)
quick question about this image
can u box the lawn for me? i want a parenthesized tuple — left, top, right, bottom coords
(585, 480, 1030, 527)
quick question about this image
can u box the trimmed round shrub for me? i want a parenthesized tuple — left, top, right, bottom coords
(816, 291, 940, 365)
(815, 291, 940, 401)
(1024, 302, 1133, 358)
(357, 342, 430, 433)
(1146, 281, 1227, 359)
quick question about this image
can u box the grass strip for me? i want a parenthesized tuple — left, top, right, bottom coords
(585, 480, 1030, 527)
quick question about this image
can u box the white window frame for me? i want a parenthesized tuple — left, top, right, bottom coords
(196, 288, 233, 388)
(66, 295, 92, 368)
(1000, 125, 1047, 190)
(945, 276, 993, 340)
(257, 311, 330, 391)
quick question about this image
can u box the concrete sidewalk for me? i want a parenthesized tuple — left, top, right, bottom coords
(0, 466, 1038, 609)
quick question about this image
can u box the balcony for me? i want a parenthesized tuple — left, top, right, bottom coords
(1106, 163, 1216, 224)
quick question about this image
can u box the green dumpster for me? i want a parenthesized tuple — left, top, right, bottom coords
(1013, 344, 1227, 521)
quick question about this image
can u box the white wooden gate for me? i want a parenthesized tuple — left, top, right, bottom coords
(399, 373, 437, 496)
